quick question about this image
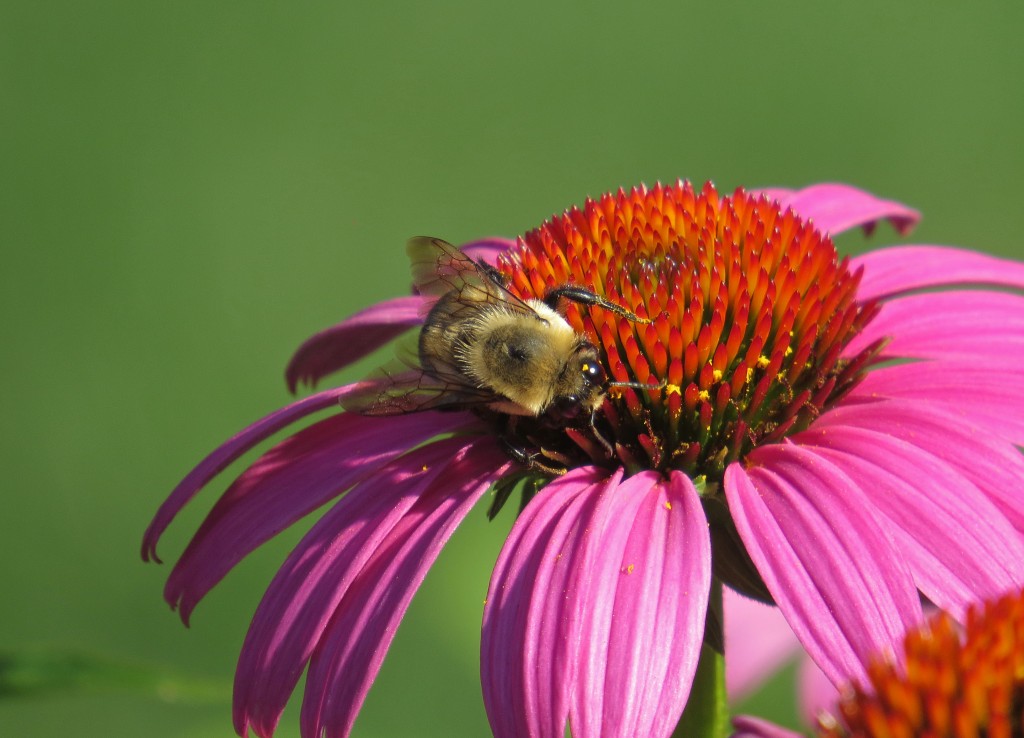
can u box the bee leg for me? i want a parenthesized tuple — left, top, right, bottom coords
(478, 261, 510, 287)
(500, 437, 567, 476)
(543, 285, 652, 324)
(587, 409, 615, 458)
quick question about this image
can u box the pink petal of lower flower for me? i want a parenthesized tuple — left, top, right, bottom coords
(284, 296, 425, 393)
(481, 467, 616, 738)
(164, 411, 470, 624)
(725, 446, 922, 687)
(298, 439, 509, 738)
(570, 472, 711, 738)
(846, 290, 1024, 363)
(732, 715, 806, 738)
(855, 360, 1024, 445)
(232, 436, 485, 738)
(795, 424, 1024, 619)
(460, 237, 517, 265)
(753, 184, 919, 237)
(142, 385, 353, 564)
(814, 400, 1024, 535)
(852, 245, 1024, 301)
(725, 589, 801, 701)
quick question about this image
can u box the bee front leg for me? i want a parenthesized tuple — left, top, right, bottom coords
(587, 409, 615, 457)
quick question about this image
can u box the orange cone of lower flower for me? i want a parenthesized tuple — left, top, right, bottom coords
(818, 589, 1024, 738)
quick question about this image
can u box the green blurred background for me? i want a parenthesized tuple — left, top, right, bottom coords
(2, 1, 1021, 736)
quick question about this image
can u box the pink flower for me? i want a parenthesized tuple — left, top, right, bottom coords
(734, 587, 1024, 738)
(144, 182, 1024, 738)
(726, 587, 836, 726)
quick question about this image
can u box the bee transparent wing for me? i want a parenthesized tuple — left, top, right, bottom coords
(341, 360, 500, 416)
(407, 236, 534, 313)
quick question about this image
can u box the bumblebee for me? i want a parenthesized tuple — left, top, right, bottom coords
(347, 238, 660, 475)
(352, 237, 650, 421)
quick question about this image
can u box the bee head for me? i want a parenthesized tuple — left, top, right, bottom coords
(545, 346, 608, 421)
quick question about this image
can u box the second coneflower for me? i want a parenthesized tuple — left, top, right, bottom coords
(144, 181, 1024, 738)
(733, 587, 1024, 738)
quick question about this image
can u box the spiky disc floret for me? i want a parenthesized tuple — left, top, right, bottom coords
(498, 181, 881, 480)
(817, 589, 1024, 738)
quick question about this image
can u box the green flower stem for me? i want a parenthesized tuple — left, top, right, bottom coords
(672, 579, 729, 738)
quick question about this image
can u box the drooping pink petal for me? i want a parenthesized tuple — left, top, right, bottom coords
(569, 471, 710, 738)
(481, 470, 711, 738)
(797, 655, 837, 727)
(725, 589, 801, 701)
(795, 424, 1024, 619)
(481, 467, 615, 738)
(852, 245, 1024, 301)
(814, 400, 1024, 535)
(460, 237, 517, 265)
(845, 290, 1024, 363)
(284, 296, 425, 393)
(142, 385, 353, 563)
(731, 715, 807, 738)
(725, 446, 922, 687)
(855, 360, 1024, 445)
(298, 439, 509, 738)
(754, 184, 919, 237)
(232, 436, 491, 738)
(166, 410, 473, 623)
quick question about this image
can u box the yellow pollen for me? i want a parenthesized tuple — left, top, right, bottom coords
(624, 564, 635, 575)
(698, 389, 711, 402)
(422, 464, 429, 471)
(756, 355, 771, 369)
(712, 369, 723, 383)
(664, 501, 673, 510)
(665, 384, 682, 396)
(746, 367, 754, 383)
(785, 346, 794, 357)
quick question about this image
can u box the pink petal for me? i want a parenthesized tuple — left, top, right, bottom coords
(284, 296, 425, 393)
(731, 715, 806, 738)
(481, 470, 711, 738)
(232, 436, 496, 738)
(297, 439, 509, 738)
(795, 424, 1024, 619)
(753, 184, 919, 237)
(165, 410, 472, 624)
(814, 400, 1024, 536)
(852, 245, 1024, 301)
(725, 589, 801, 701)
(569, 472, 711, 738)
(855, 360, 1024, 445)
(460, 237, 517, 264)
(725, 446, 922, 687)
(481, 467, 615, 738)
(846, 290, 1024, 363)
(142, 385, 353, 564)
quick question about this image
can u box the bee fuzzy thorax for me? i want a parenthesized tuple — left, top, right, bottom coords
(460, 301, 581, 416)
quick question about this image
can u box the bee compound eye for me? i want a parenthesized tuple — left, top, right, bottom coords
(581, 362, 605, 385)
